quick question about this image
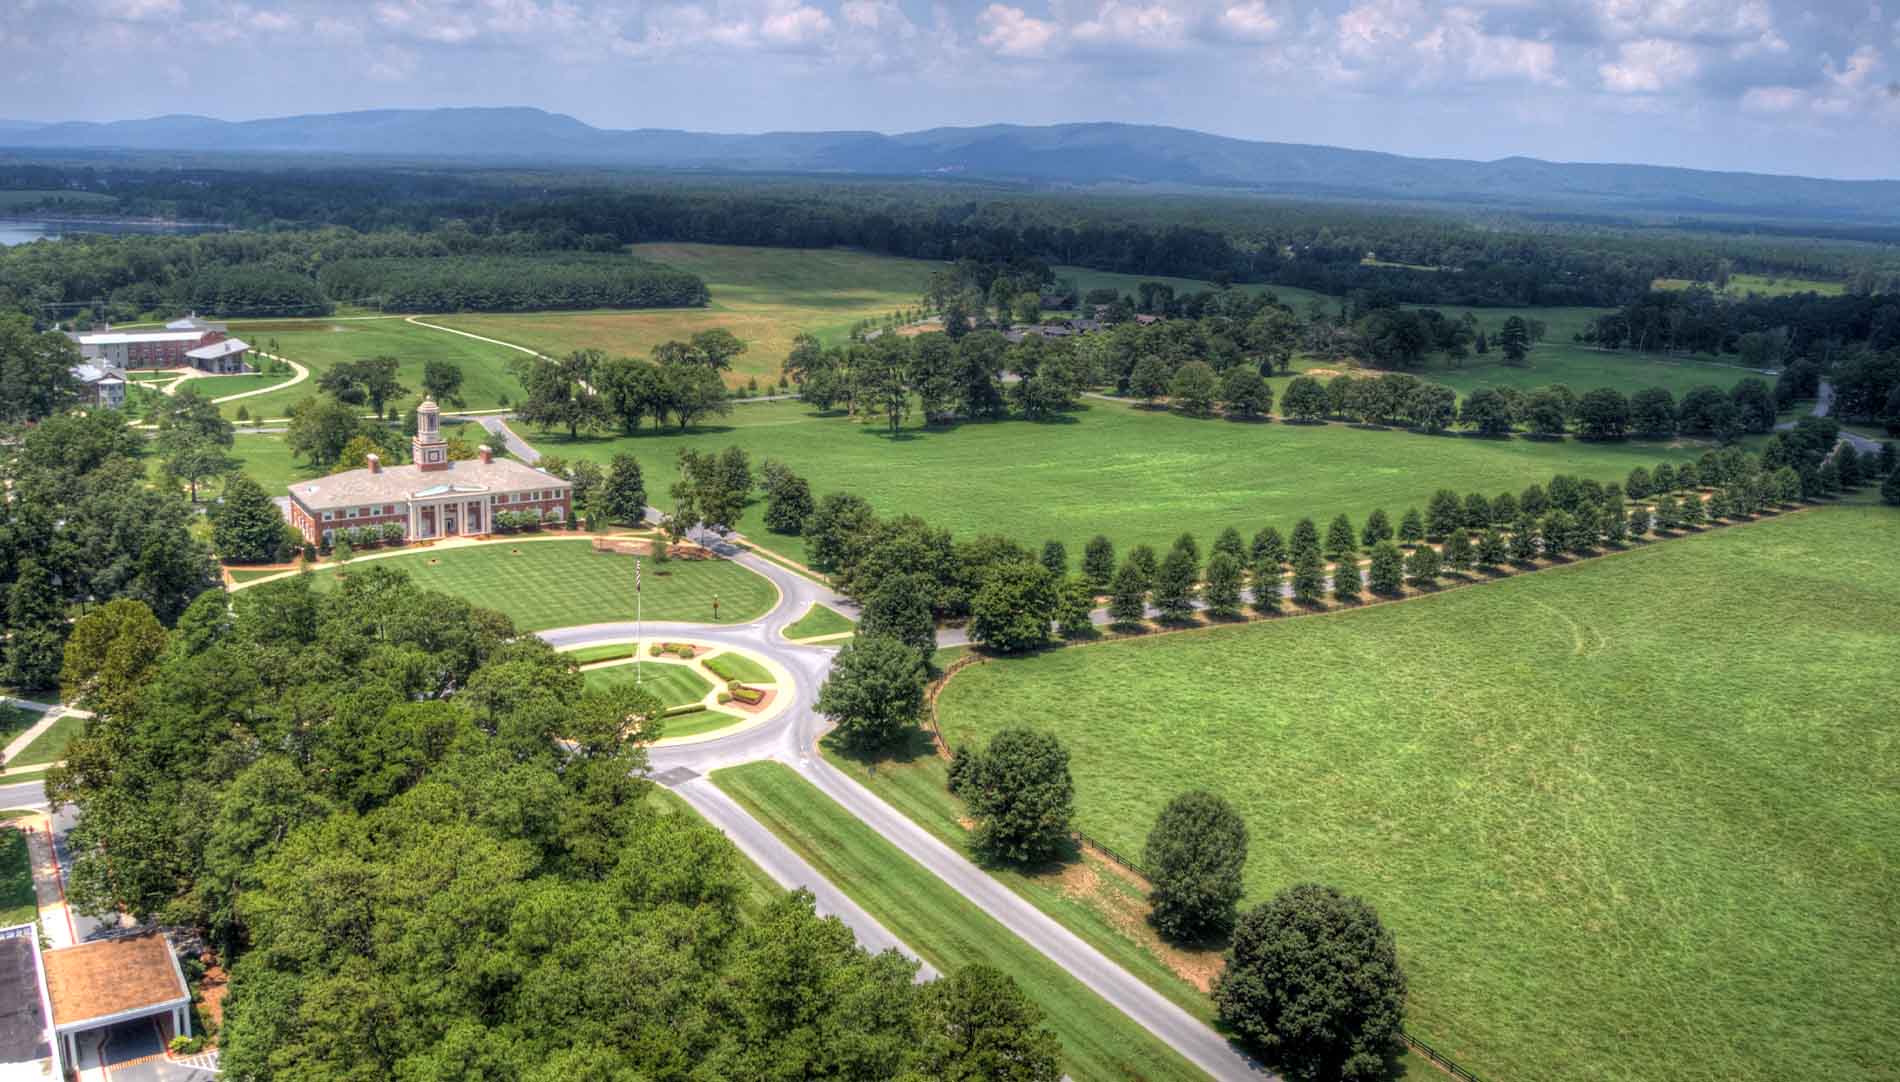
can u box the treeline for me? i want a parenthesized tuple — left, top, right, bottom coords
(1584, 288, 1900, 359)
(10, 161, 1896, 313)
(317, 254, 707, 313)
(0, 224, 706, 322)
(46, 567, 1067, 1080)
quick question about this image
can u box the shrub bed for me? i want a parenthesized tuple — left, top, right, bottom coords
(649, 642, 698, 658)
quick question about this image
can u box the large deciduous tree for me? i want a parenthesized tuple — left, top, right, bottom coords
(1144, 791, 1249, 942)
(1215, 884, 1408, 1082)
(815, 632, 927, 752)
(950, 729, 1075, 864)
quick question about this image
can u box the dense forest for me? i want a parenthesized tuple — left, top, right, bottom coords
(5, 159, 1899, 320)
(318, 254, 708, 312)
(0, 226, 708, 321)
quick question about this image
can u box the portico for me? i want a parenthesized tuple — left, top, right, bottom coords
(410, 487, 492, 540)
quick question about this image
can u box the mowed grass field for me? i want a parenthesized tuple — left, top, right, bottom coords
(224, 316, 528, 419)
(304, 539, 778, 631)
(1654, 272, 1845, 298)
(711, 761, 1213, 1082)
(582, 661, 711, 707)
(1378, 303, 1762, 401)
(540, 396, 1735, 566)
(436, 244, 945, 389)
(934, 505, 1900, 1082)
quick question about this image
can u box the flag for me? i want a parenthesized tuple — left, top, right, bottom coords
(635, 557, 642, 594)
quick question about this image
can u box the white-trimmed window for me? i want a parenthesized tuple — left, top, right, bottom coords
(322, 511, 334, 521)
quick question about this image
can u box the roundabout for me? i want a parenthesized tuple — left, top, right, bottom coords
(557, 634, 799, 747)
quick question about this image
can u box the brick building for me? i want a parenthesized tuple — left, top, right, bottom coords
(285, 399, 572, 545)
(69, 315, 251, 372)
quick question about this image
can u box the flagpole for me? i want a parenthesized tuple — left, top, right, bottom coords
(635, 555, 644, 687)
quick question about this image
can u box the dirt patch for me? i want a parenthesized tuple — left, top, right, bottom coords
(197, 958, 229, 1034)
(1301, 366, 1376, 380)
(1055, 849, 1226, 994)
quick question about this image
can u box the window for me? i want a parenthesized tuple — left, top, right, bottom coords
(346, 508, 358, 519)
(322, 511, 333, 521)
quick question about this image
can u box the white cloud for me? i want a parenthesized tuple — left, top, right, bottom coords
(1740, 84, 1800, 112)
(761, 2, 834, 45)
(1598, 37, 1699, 93)
(1216, 0, 1279, 42)
(979, 3, 1057, 56)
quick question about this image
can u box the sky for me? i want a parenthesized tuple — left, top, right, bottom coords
(2, 0, 1897, 179)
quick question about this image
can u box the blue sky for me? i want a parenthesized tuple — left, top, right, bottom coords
(3, 0, 1896, 178)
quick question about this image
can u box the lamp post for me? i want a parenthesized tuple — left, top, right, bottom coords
(635, 556, 644, 687)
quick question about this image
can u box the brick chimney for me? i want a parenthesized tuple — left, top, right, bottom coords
(366, 453, 381, 474)
(478, 444, 493, 464)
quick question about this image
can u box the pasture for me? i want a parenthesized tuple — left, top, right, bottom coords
(223, 316, 527, 419)
(711, 761, 1212, 1082)
(933, 505, 1900, 1082)
(434, 244, 944, 389)
(1654, 273, 1844, 297)
(304, 539, 777, 631)
(540, 396, 1738, 566)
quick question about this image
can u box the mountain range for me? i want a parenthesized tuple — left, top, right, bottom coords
(6, 106, 1898, 222)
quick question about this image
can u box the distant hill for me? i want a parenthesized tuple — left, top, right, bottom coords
(7, 106, 1899, 223)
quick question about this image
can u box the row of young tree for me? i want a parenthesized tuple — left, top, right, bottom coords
(46, 569, 1068, 1081)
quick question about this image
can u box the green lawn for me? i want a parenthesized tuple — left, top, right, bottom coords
(537, 396, 1733, 566)
(309, 540, 778, 631)
(934, 505, 1900, 1082)
(656, 708, 746, 740)
(5, 715, 82, 769)
(710, 761, 1213, 1082)
(224, 316, 527, 419)
(180, 373, 287, 400)
(438, 244, 943, 389)
(784, 602, 856, 640)
(702, 651, 773, 684)
(0, 706, 38, 751)
(582, 661, 712, 707)
(0, 823, 33, 928)
(565, 643, 638, 665)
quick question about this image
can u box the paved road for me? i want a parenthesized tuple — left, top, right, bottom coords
(476, 415, 544, 463)
(538, 531, 1262, 1079)
(1776, 380, 1885, 455)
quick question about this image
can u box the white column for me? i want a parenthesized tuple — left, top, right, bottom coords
(181, 1004, 192, 1038)
(64, 1031, 75, 1069)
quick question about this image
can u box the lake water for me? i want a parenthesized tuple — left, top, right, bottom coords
(0, 218, 217, 246)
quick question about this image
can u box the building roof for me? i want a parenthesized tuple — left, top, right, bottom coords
(72, 330, 208, 346)
(185, 337, 249, 360)
(70, 363, 127, 385)
(165, 315, 226, 332)
(40, 932, 187, 1031)
(290, 455, 569, 511)
(0, 926, 54, 1077)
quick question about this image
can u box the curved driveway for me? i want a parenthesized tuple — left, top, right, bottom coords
(544, 542, 1263, 1080)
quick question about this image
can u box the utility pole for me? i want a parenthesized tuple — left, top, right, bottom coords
(635, 556, 644, 687)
